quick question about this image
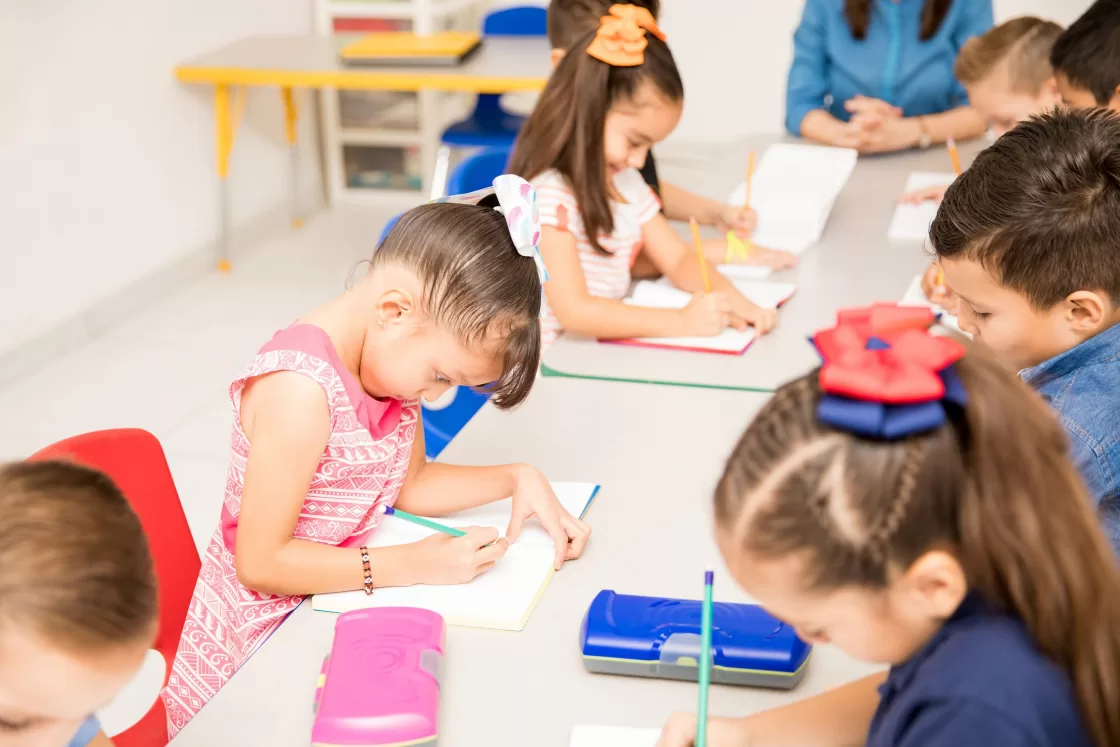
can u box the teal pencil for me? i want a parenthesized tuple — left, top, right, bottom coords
(383, 506, 466, 537)
(697, 568, 714, 747)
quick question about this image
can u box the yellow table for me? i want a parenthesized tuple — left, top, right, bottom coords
(175, 35, 551, 269)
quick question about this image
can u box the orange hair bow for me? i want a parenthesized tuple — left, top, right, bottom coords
(587, 4, 666, 67)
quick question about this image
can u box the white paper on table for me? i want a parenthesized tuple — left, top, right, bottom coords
(647, 277, 795, 310)
(727, 144, 857, 254)
(887, 172, 956, 241)
(311, 482, 599, 631)
(618, 282, 758, 353)
(717, 264, 772, 281)
(570, 725, 660, 747)
(900, 274, 968, 337)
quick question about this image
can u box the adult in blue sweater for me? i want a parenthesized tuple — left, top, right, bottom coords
(787, 0, 992, 154)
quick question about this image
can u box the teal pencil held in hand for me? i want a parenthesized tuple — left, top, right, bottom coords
(382, 506, 466, 537)
(697, 568, 714, 747)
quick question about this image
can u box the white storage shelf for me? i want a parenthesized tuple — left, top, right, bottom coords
(316, 0, 486, 204)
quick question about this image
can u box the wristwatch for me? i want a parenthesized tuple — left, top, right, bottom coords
(916, 116, 932, 149)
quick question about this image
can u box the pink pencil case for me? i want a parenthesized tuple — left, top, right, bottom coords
(312, 608, 444, 747)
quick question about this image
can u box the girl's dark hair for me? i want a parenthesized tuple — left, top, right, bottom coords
(845, 0, 950, 41)
(0, 460, 157, 652)
(371, 198, 542, 409)
(509, 27, 683, 254)
(715, 349, 1120, 747)
(546, 0, 661, 50)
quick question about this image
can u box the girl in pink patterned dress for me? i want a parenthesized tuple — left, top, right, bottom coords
(160, 176, 591, 735)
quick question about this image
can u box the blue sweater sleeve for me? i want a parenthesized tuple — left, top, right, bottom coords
(948, 0, 995, 104)
(785, 0, 830, 135)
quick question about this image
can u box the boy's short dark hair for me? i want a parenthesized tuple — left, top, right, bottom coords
(547, 0, 661, 49)
(930, 108, 1120, 310)
(1050, 0, 1120, 105)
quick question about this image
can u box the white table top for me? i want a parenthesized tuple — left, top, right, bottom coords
(170, 378, 880, 746)
(176, 35, 551, 93)
(541, 137, 981, 392)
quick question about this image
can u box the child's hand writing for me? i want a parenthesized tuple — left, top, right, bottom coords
(408, 528, 509, 585)
(680, 292, 740, 336)
(750, 246, 798, 270)
(898, 183, 950, 205)
(507, 465, 591, 570)
(709, 204, 758, 238)
(730, 296, 778, 335)
(919, 263, 960, 315)
(656, 713, 750, 747)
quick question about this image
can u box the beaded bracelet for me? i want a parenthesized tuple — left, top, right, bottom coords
(360, 546, 373, 595)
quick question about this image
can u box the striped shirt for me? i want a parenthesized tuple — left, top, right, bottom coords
(534, 168, 661, 346)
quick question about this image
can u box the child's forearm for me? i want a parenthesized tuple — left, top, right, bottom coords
(237, 540, 419, 596)
(552, 296, 686, 339)
(395, 462, 520, 516)
(918, 106, 986, 145)
(660, 181, 720, 225)
(743, 672, 885, 746)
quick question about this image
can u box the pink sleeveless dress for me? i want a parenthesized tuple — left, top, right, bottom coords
(160, 325, 418, 736)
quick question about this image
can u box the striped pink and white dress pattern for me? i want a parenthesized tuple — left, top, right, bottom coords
(533, 168, 661, 346)
(160, 324, 417, 736)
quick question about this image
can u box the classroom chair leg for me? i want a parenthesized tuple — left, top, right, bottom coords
(429, 145, 451, 201)
(281, 87, 302, 230)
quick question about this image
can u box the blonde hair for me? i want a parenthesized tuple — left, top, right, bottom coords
(0, 461, 157, 652)
(954, 16, 1063, 93)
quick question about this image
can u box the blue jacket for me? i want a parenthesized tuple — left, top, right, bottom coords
(1021, 321, 1120, 554)
(785, 0, 993, 135)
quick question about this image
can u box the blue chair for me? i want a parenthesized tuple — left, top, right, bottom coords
(377, 212, 403, 246)
(446, 146, 513, 194)
(429, 6, 547, 199)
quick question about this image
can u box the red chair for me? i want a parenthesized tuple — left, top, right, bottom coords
(31, 429, 201, 747)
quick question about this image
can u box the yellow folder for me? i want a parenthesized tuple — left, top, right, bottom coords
(340, 31, 482, 66)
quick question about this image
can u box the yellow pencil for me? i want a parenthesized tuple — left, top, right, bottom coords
(947, 137, 962, 176)
(745, 150, 756, 210)
(690, 217, 712, 293)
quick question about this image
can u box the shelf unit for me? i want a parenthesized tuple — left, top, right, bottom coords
(314, 0, 487, 204)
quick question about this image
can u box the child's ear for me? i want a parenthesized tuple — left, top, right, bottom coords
(375, 288, 415, 329)
(1065, 290, 1108, 331)
(550, 47, 565, 69)
(1109, 84, 1120, 113)
(899, 550, 967, 620)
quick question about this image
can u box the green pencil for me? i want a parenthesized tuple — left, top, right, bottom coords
(697, 568, 714, 747)
(383, 506, 466, 537)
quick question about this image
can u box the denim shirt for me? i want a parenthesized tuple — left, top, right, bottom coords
(1021, 322, 1120, 554)
(868, 593, 1090, 747)
(785, 0, 993, 135)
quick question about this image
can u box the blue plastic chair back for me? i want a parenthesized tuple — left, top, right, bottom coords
(483, 6, 547, 36)
(423, 387, 490, 460)
(446, 147, 513, 195)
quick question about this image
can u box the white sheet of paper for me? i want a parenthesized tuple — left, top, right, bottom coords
(727, 144, 857, 254)
(887, 172, 956, 241)
(900, 273, 967, 337)
(647, 277, 795, 310)
(717, 264, 772, 281)
(619, 282, 758, 353)
(570, 725, 660, 747)
(311, 482, 599, 631)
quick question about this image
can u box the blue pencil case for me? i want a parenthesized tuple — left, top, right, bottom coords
(579, 590, 811, 689)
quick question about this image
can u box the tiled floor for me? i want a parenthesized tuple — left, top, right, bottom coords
(0, 204, 396, 548)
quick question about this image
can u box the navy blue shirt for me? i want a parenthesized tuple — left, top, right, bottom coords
(1021, 321, 1120, 554)
(868, 593, 1090, 747)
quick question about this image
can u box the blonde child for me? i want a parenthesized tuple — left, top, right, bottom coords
(509, 5, 778, 346)
(657, 313, 1120, 746)
(160, 177, 592, 734)
(545, 0, 798, 275)
(0, 461, 157, 747)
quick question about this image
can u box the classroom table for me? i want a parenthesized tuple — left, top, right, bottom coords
(168, 377, 881, 747)
(541, 136, 983, 393)
(175, 35, 551, 268)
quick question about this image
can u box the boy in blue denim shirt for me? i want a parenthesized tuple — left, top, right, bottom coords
(930, 108, 1120, 552)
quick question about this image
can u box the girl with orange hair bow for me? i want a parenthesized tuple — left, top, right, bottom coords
(510, 5, 780, 347)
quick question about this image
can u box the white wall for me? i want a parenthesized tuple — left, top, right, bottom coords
(0, 0, 321, 361)
(659, 0, 1097, 143)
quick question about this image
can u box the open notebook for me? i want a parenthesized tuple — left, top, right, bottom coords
(716, 264, 772, 281)
(727, 144, 857, 254)
(570, 725, 659, 747)
(312, 482, 600, 631)
(887, 172, 956, 241)
(608, 280, 795, 355)
(900, 273, 967, 337)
